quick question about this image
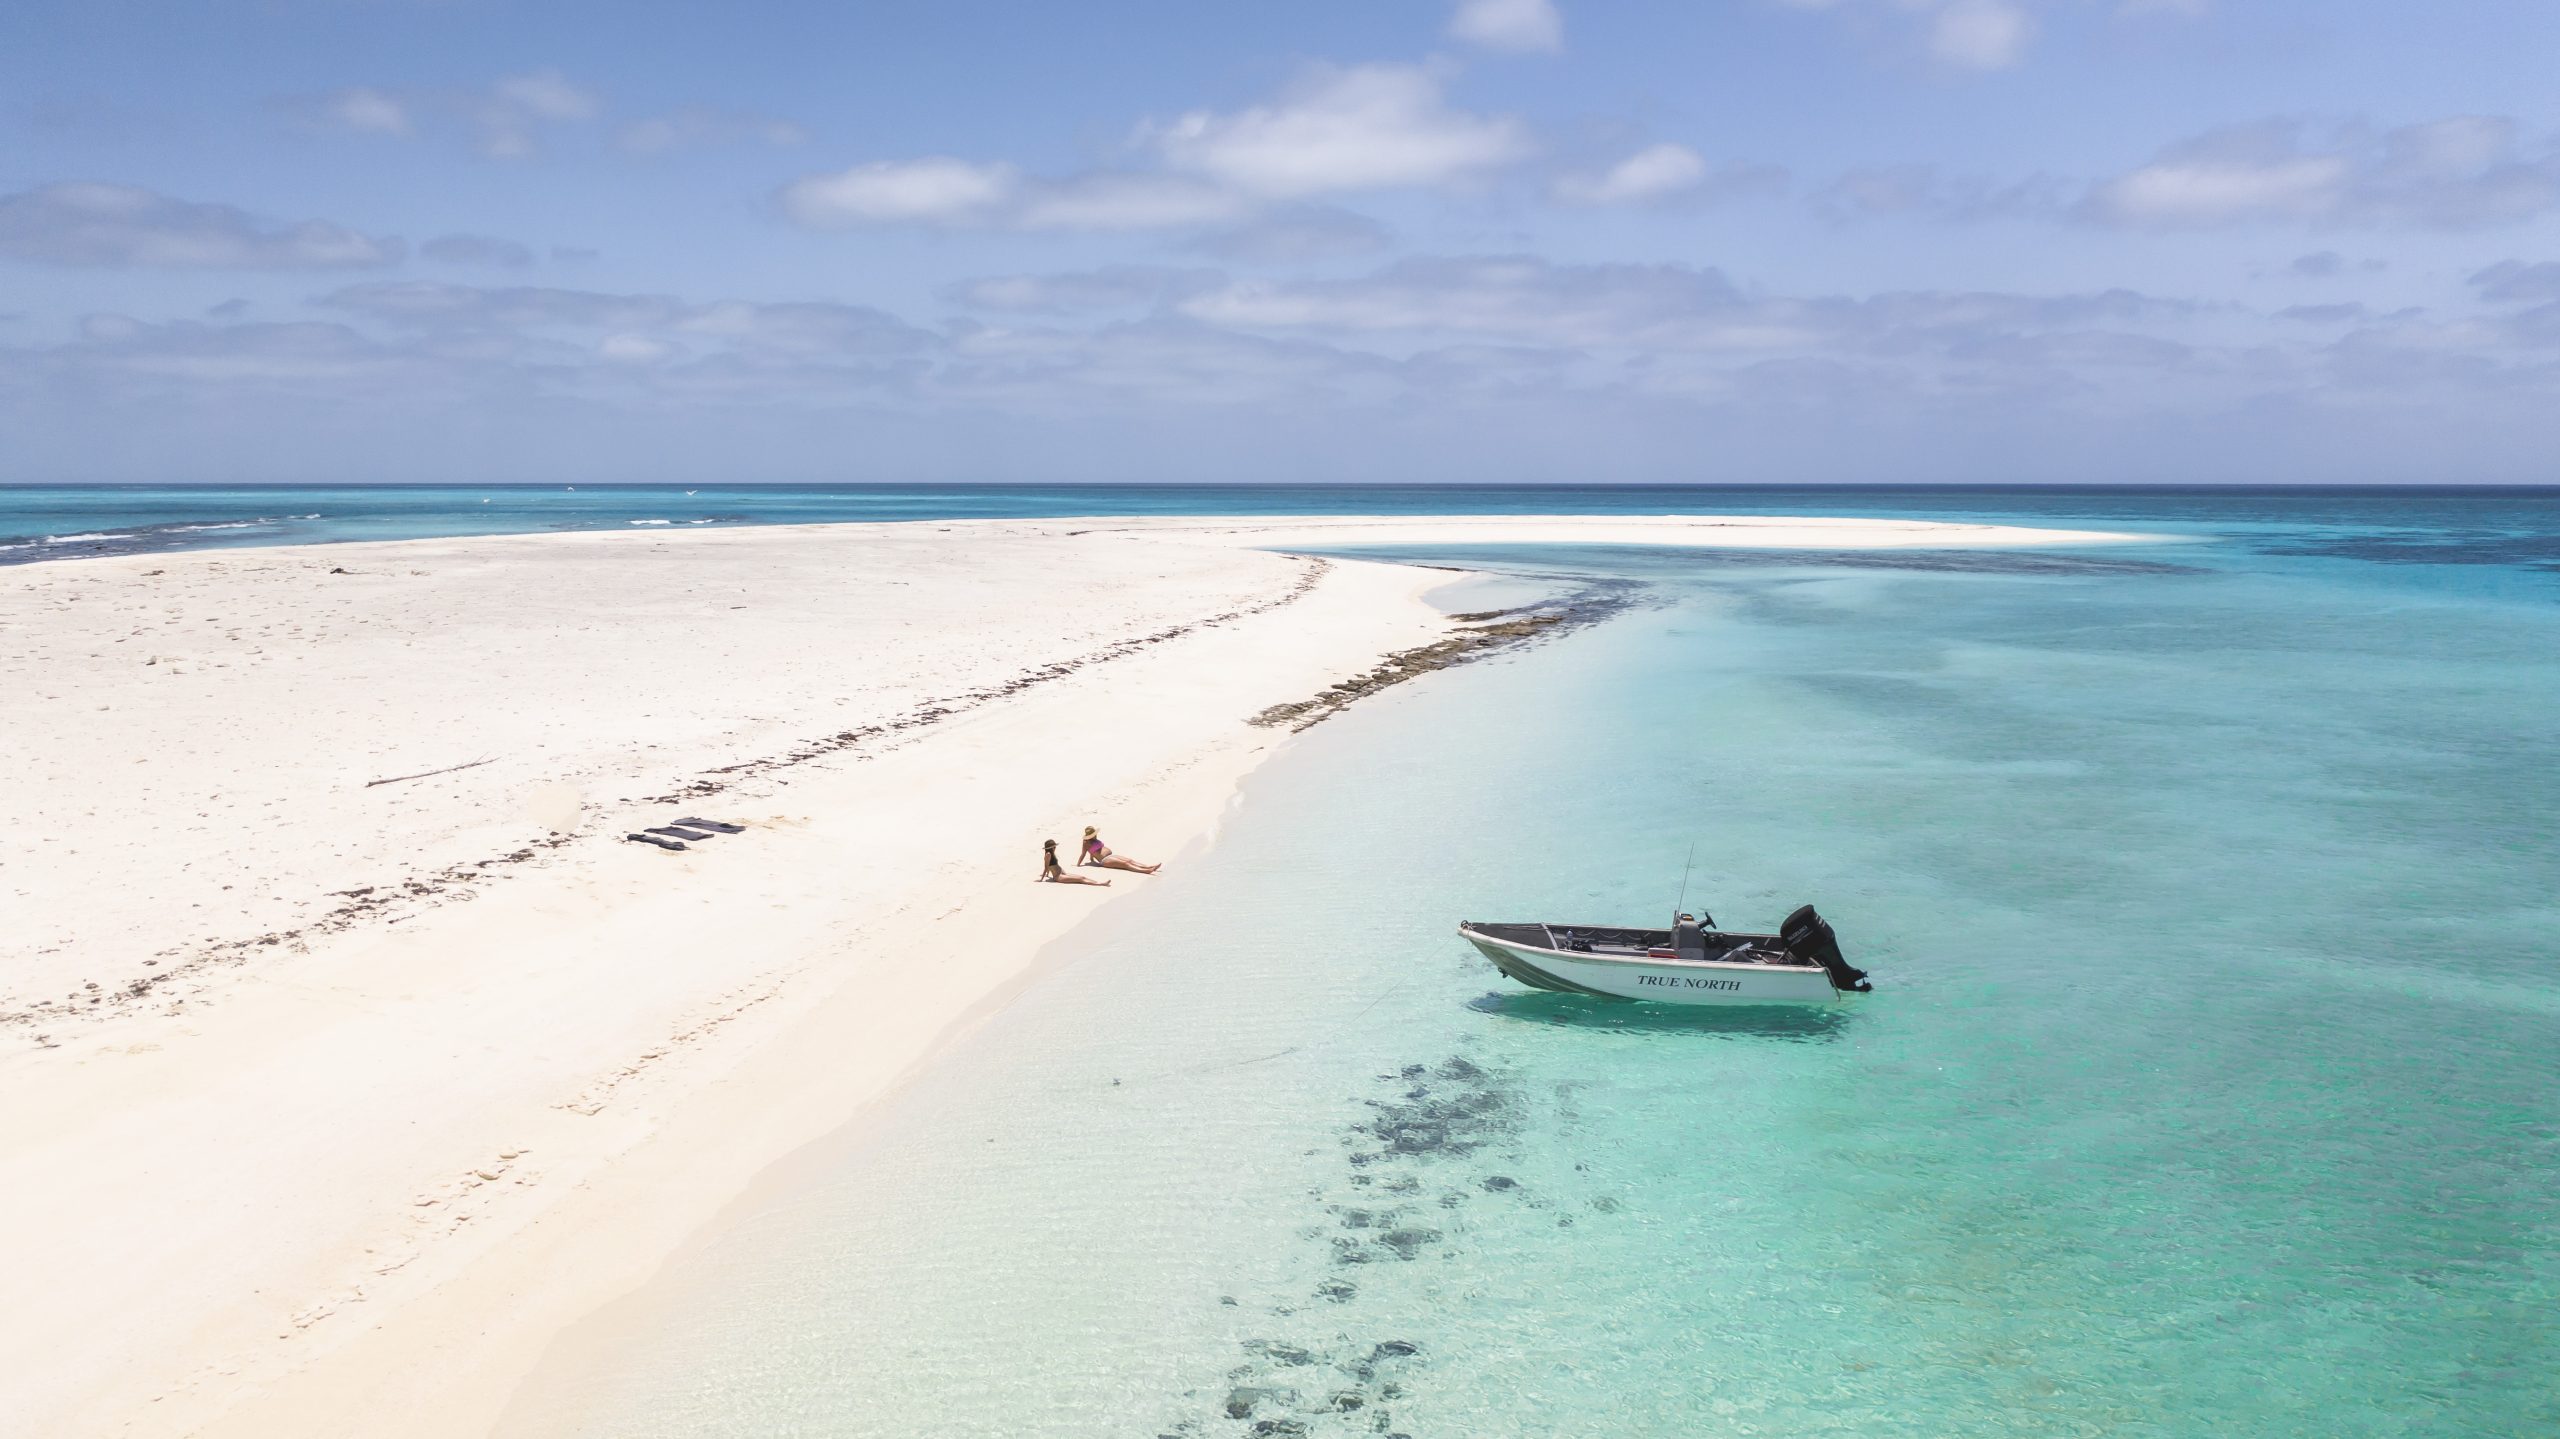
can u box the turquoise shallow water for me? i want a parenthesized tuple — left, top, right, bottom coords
(495, 506, 2560, 1437)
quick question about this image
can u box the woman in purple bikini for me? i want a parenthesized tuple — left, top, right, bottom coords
(1079, 825, 1160, 874)
(1040, 838, 1110, 886)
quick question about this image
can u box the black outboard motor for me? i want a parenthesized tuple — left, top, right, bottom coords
(1780, 905, 1870, 993)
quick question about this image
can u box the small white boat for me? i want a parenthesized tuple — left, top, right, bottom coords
(1459, 906, 1869, 1006)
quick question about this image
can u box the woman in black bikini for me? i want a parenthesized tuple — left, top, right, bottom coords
(1040, 838, 1110, 885)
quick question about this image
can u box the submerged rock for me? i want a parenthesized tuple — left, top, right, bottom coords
(1224, 1386, 1295, 1420)
(1377, 1227, 1441, 1260)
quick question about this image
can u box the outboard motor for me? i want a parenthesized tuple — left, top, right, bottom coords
(1780, 905, 1870, 993)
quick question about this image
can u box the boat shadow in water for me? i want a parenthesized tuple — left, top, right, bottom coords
(1466, 990, 1854, 1042)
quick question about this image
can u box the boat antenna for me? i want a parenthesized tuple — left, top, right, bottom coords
(1673, 841, 1695, 926)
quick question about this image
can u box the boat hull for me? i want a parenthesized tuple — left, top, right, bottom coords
(1462, 927, 1844, 1005)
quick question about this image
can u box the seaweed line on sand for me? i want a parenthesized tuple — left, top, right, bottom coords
(1248, 580, 1638, 734)
(636, 558, 1338, 802)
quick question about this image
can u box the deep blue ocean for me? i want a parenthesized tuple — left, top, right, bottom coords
(14, 484, 2554, 1435)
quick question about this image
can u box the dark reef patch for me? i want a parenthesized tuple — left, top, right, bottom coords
(1169, 1051, 1631, 1435)
(1774, 548, 2203, 577)
(2249, 528, 2560, 572)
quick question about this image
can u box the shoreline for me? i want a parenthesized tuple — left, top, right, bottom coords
(0, 514, 2156, 1437)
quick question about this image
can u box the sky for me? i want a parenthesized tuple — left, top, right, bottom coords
(5, 0, 2560, 484)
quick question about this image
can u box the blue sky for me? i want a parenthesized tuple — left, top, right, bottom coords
(6, 0, 2560, 483)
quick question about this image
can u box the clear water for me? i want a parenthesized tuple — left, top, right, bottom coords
(495, 498, 2560, 1438)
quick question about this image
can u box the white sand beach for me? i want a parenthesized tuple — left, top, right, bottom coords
(0, 513, 2151, 1438)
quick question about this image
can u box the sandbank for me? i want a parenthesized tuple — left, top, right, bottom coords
(1081, 512, 2163, 552)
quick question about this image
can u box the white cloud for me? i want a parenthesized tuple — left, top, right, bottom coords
(2386, 114, 2510, 177)
(938, 318, 1395, 410)
(1809, 115, 2560, 231)
(321, 87, 410, 135)
(2273, 302, 2368, 325)
(598, 333, 674, 364)
(775, 161, 1255, 233)
(322, 282, 681, 331)
(1013, 173, 1250, 231)
(1929, 0, 2034, 70)
(0, 183, 402, 269)
(1146, 63, 1529, 198)
(299, 74, 600, 158)
(944, 266, 1225, 315)
(1778, 0, 2040, 72)
(673, 300, 936, 356)
(463, 72, 601, 157)
(421, 233, 535, 269)
(2469, 260, 2560, 304)
(776, 64, 1531, 238)
(1448, 0, 1564, 52)
(1184, 207, 1393, 264)
(491, 69, 598, 122)
(1812, 164, 2064, 221)
(42, 317, 417, 389)
(19, 287, 942, 417)
(2087, 117, 2560, 228)
(2095, 155, 2346, 225)
(313, 73, 802, 162)
(1173, 256, 2207, 376)
(318, 283, 938, 365)
(471, 70, 602, 158)
(779, 157, 1019, 226)
(28, 256, 2560, 487)
(1555, 143, 1710, 205)
(619, 107, 808, 156)
(1181, 256, 1755, 348)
